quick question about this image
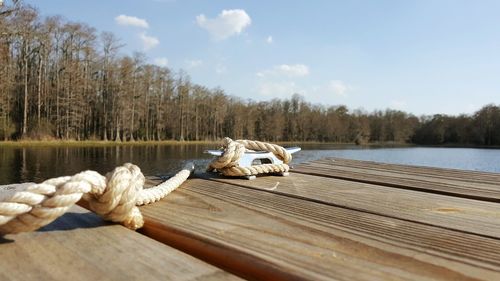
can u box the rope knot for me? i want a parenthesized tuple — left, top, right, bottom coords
(1, 162, 193, 235)
(84, 163, 145, 230)
(208, 137, 246, 170)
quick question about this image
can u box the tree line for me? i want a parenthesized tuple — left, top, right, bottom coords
(1, 1, 499, 145)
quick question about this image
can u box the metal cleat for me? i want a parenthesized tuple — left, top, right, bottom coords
(206, 147, 301, 179)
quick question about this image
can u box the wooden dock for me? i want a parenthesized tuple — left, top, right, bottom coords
(2, 158, 500, 280)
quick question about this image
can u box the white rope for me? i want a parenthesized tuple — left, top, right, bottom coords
(0, 163, 193, 235)
(0, 138, 291, 235)
(136, 163, 194, 205)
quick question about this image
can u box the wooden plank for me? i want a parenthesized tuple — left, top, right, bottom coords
(318, 158, 500, 182)
(139, 178, 500, 281)
(204, 172, 500, 239)
(0, 204, 239, 281)
(293, 158, 500, 202)
(308, 158, 500, 185)
(299, 163, 500, 193)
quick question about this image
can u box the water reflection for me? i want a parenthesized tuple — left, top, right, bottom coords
(0, 144, 215, 185)
(1, 144, 500, 185)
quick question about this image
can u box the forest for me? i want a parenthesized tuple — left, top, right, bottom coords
(1, 1, 500, 145)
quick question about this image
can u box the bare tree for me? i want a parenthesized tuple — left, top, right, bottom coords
(1, 1, 499, 146)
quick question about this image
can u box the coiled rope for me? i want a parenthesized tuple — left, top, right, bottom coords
(0, 163, 193, 235)
(207, 138, 292, 177)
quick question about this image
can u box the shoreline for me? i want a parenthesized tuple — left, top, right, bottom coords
(0, 140, 221, 147)
(0, 139, 398, 147)
(0, 140, 498, 149)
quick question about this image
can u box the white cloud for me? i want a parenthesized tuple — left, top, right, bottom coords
(196, 9, 251, 40)
(327, 80, 351, 97)
(139, 32, 159, 50)
(466, 103, 479, 113)
(266, 36, 273, 44)
(215, 63, 227, 74)
(115, 15, 149, 28)
(390, 100, 407, 110)
(258, 81, 298, 97)
(257, 64, 310, 78)
(277, 64, 309, 76)
(154, 57, 168, 67)
(185, 59, 203, 69)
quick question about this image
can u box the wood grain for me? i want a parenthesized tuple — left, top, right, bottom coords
(306, 158, 500, 186)
(203, 172, 500, 239)
(318, 158, 500, 182)
(139, 178, 500, 281)
(0, 204, 239, 281)
(293, 158, 500, 202)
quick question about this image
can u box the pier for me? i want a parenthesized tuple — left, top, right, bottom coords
(2, 158, 500, 280)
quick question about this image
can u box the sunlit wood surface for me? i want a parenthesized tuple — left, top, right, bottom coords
(2, 158, 500, 280)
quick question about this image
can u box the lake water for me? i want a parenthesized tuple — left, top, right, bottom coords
(1, 143, 500, 185)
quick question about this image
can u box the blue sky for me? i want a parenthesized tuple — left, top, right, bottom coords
(26, 0, 500, 115)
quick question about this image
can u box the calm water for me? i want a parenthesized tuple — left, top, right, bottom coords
(1, 143, 500, 185)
